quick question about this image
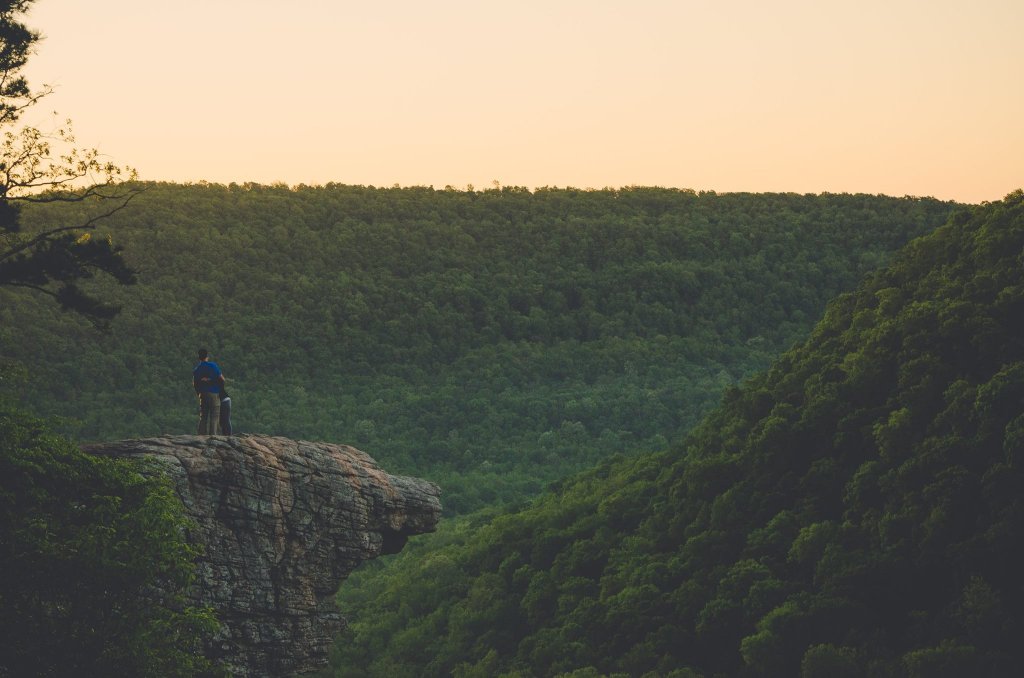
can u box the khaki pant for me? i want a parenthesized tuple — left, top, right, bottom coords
(198, 392, 221, 435)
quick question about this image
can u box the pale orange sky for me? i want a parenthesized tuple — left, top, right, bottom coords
(21, 0, 1024, 203)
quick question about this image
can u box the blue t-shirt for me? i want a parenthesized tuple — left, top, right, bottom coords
(193, 360, 223, 394)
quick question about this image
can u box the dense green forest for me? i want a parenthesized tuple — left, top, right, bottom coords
(0, 405, 219, 676)
(0, 183, 954, 512)
(321, 192, 1024, 677)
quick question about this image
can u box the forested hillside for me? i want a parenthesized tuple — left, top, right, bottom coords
(324, 192, 1024, 677)
(0, 183, 954, 511)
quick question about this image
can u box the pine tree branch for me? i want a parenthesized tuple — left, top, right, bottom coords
(0, 189, 141, 264)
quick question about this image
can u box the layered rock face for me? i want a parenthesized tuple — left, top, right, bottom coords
(84, 434, 442, 677)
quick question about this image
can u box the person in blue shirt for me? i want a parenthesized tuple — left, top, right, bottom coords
(193, 348, 225, 435)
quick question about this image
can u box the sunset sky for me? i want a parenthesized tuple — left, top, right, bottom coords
(21, 0, 1024, 203)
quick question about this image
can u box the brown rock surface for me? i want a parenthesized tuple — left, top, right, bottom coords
(84, 434, 441, 677)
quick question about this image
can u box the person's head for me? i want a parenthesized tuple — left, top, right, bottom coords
(197, 348, 209, 361)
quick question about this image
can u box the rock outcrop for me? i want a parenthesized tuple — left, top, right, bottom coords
(84, 434, 442, 677)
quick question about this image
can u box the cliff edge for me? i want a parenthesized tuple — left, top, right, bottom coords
(84, 434, 442, 677)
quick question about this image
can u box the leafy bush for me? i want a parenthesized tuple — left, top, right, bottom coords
(0, 406, 220, 677)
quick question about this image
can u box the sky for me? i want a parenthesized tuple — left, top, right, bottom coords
(19, 0, 1024, 203)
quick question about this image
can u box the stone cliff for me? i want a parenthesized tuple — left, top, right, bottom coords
(84, 434, 442, 677)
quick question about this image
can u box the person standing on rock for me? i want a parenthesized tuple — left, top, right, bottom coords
(193, 348, 225, 435)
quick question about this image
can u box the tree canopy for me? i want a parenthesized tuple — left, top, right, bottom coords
(0, 0, 40, 124)
(323, 192, 1024, 677)
(1, 183, 955, 513)
(0, 406, 221, 676)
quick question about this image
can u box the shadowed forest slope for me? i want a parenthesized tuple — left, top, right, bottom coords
(324, 192, 1024, 677)
(0, 184, 955, 512)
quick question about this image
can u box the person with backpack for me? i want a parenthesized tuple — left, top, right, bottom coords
(193, 348, 225, 435)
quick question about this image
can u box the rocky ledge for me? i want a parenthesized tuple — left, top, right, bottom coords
(84, 434, 442, 677)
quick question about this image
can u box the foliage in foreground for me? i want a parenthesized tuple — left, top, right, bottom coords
(0, 406, 221, 677)
(326, 194, 1024, 677)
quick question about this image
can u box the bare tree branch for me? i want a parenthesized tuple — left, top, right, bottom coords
(0, 0, 140, 326)
(4, 279, 58, 298)
(0, 188, 142, 264)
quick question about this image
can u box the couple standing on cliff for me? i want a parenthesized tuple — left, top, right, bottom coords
(193, 348, 233, 435)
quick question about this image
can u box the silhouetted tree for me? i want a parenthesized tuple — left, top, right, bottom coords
(0, 0, 139, 328)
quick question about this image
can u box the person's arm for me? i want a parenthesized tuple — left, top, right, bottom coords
(194, 364, 213, 393)
(209, 362, 224, 391)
